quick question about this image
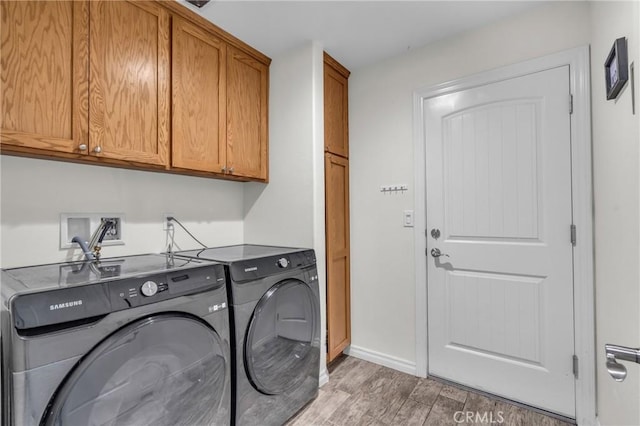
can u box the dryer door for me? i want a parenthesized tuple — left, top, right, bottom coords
(245, 279, 319, 395)
(43, 314, 229, 426)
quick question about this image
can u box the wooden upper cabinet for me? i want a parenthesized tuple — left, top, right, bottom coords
(172, 17, 226, 173)
(1, 1, 88, 154)
(89, 0, 170, 166)
(1, 0, 270, 181)
(226, 45, 268, 180)
(324, 53, 350, 158)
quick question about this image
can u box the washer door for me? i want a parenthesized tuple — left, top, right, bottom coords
(43, 314, 228, 426)
(244, 279, 318, 395)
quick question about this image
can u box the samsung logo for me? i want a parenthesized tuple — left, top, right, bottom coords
(244, 267, 258, 272)
(50, 300, 83, 311)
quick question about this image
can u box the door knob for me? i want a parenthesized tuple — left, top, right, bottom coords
(605, 343, 640, 382)
(93, 146, 102, 154)
(78, 144, 87, 151)
(431, 248, 449, 258)
(606, 354, 627, 382)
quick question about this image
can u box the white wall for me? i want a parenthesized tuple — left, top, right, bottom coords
(244, 44, 315, 248)
(243, 41, 329, 379)
(590, 2, 640, 425)
(0, 156, 244, 268)
(349, 1, 591, 367)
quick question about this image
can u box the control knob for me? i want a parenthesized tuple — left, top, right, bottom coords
(141, 280, 158, 297)
(277, 257, 289, 268)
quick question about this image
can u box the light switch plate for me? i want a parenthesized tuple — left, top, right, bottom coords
(403, 210, 414, 227)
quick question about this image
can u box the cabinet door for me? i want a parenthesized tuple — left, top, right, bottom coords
(1, 1, 88, 154)
(325, 153, 351, 362)
(323, 54, 349, 158)
(172, 18, 226, 173)
(226, 46, 268, 180)
(89, 0, 169, 166)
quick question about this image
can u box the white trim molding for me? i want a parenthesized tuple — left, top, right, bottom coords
(319, 366, 330, 387)
(412, 46, 595, 425)
(344, 345, 418, 376)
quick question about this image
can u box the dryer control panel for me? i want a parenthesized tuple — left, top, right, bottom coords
(229, 250, 316, 283)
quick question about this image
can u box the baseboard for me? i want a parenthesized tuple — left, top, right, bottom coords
(319, 366, 329, 387)
(344, 345, 417, 376)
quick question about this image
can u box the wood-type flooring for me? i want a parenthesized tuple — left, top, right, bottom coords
(288, 356, 574, 426)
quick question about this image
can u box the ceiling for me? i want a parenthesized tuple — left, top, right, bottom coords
(179, 1, 544, 71)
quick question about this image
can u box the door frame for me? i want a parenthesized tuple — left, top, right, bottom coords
(412, 46, 595, 425)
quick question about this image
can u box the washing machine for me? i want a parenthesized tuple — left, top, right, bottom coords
(1, 253, 231, 426)
(177, 245, 320, 426)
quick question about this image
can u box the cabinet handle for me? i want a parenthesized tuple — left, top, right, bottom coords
(78, 144, 87, 151)
(229, 167, 234, 174)
(93, 146, 102, 154)
(221, 167, 227, 173)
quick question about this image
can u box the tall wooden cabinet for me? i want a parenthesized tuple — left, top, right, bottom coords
(324, 52, 351, 363)
(1, 0, 270, 182)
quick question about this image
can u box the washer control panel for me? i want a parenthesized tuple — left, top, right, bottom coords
(6, 260, 226, 332)
(140, 280, 158, 297)
(108, 264, 224, 310)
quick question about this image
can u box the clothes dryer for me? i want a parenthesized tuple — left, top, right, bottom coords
(1, 254, 231, 426)
(178, 245, 320, 426)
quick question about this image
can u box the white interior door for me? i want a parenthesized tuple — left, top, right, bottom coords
(425, 66, 576, 417)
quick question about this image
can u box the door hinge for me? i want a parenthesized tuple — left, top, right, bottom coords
(573, 354, 579, 378)
(570, 224, 577, 246)
(569, 94, 574, 115)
